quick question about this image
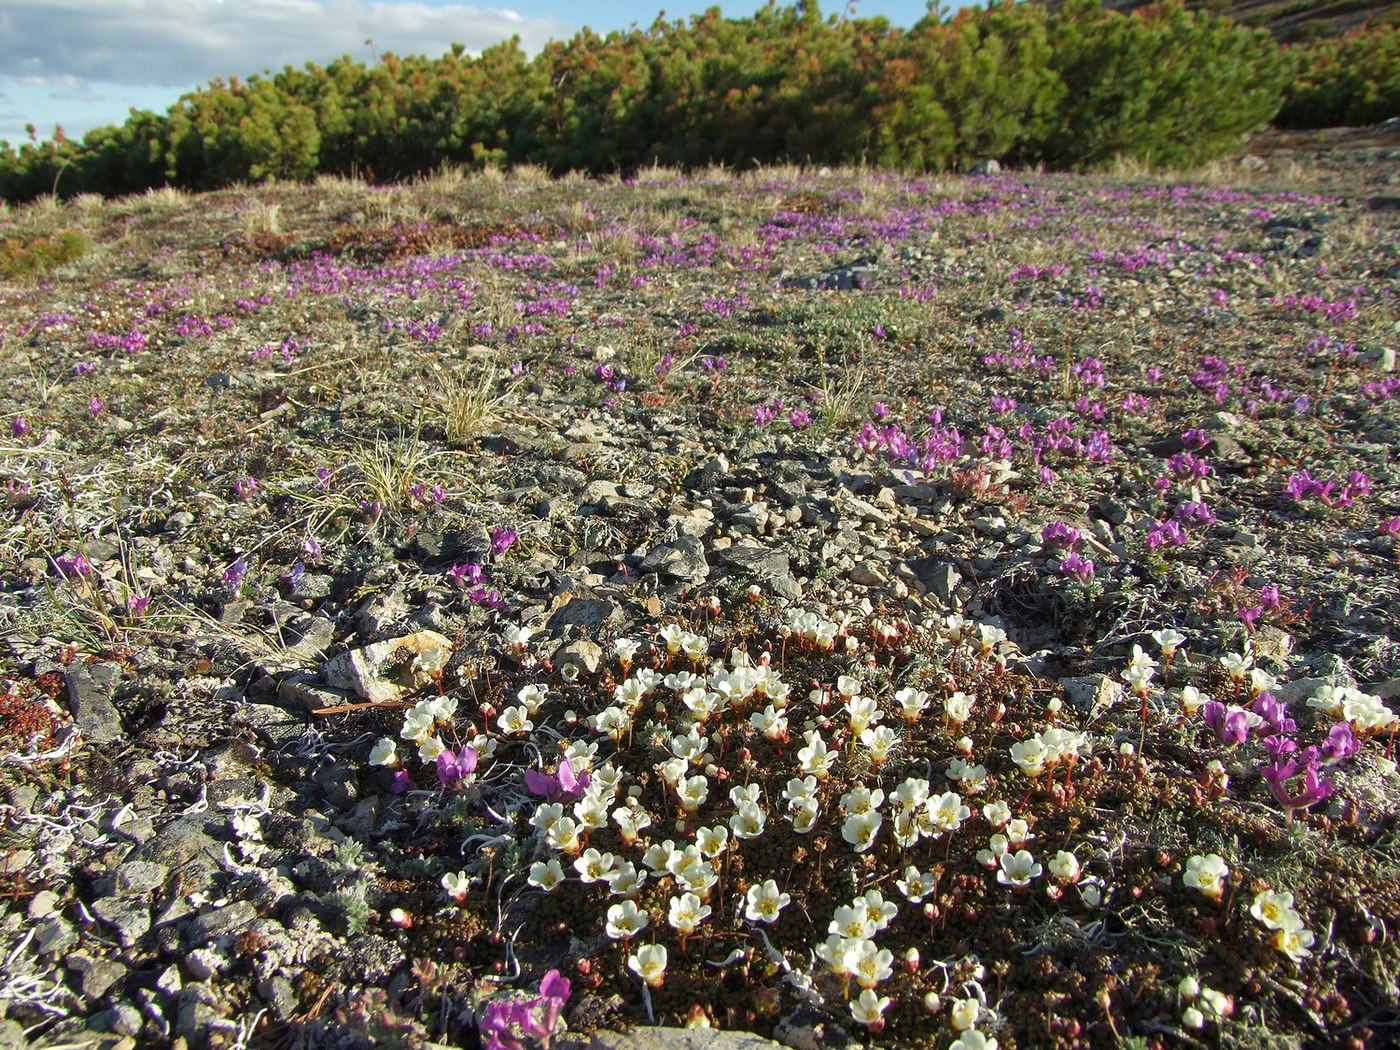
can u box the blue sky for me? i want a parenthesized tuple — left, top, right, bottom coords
(0, 0, 974, 149)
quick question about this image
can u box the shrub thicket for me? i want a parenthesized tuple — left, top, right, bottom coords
(1275, 23, 1400, 129)
(0, 0, 1369, 202)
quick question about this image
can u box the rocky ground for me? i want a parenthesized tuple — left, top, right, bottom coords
(1, 125, 1399, 1050)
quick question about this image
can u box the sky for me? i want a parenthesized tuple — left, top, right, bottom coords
(0, 0, 972, 149)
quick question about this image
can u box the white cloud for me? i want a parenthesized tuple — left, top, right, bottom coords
(0, 0, 575, 88)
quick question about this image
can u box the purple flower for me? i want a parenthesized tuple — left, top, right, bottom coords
(448, 562, 484, 588)
(222, 556, 249, 592)
(234, 476, 259, 501)
(10, 417, 30, 438)
(524, 756, 590, 803)
(126, 594, 152, 615)
(490, 528, 517, 557)
(538, 969, 572, 1033)
(87, 396, 105, 416)
(1202, 700, 1250, 746)
(1058, 552, 1095, 582)
(1320, 722, 1361, 763)
(390, 769, 413, 794)
(436, 745, 479, 788)
(1041, 522, 1081, 550)
(314, 466, 332, 491)
(1253, 693, 1295, 737)
(55, 552, 92, 578)
(872, 401, 890, 420)
(788, 409, 812, 430)
(1260, 750, 1332, 820)
(302, 537, 322, 564)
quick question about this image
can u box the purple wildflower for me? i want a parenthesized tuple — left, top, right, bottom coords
(1260, 749, 1333, 821)
(222, 556, 249, 592)
(1320, 722, 1361, 763)
(10, 417, 30, 438)
(491, 528, 517, 557)
(448, 562, 484, 588)
(87, 396, 105, 416)
(1202, 700, 1250, 746)
(524, 756, 590, 803)
(436, 745, 479, 788)
(55, 552, 92, 579)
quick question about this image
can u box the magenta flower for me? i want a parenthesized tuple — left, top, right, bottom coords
(1202, 700, 1250, 746)
(436, 745, 479, 788)
(222, 556, 249, 592)
(524, 756, 590, 803)
(55, 552, 92, 578)
(87, 396, 106, 416)
(1261, 750, 1332, 821)
(1320, 722, 1361, 763)
(448, 562, 484, 588)
(11, 417, 32, 437)
(234, 476, 259, 500)
(490, 528, 517, 557)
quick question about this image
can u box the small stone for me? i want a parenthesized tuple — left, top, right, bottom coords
(27, 888, 60, 919)
(111, 860, 169, 896)
(35, 915, 77, 955)
(639, 536, 710, 582)
(65, 662, 124, 744)
(185, 947, 229, 981)
(849, 561, 888, 587)
(553, 638, 604, 676)
(186, 900, 257, 946)
(92, 896, 152, 947)
(322, 630, 452, 702)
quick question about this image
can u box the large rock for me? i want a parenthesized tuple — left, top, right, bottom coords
(322, 630, 452, 702)
(65, 662, 124, 744)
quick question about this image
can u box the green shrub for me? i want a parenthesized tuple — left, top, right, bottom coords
(1276, 23, 1400, 128)
(0, 229, 91, 279)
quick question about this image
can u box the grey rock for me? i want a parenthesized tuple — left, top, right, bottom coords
(278, 673, 351, 712)
(156, 965, 183, 998)
(92, 896, 151, 947)
(87, 1001, 143, 1037)
(849, 561, 888, 587)
(110, 859, 169, 896)
(65, 662, 124, 744)
(35, 915, 76, 955)
(185, 946, 230, 980)
(0, 1020, 27, 1049)
(904, 557, 962, 603)
(323, 630, 452, 702)
(553, 638, 605, 677)
(27, 888, 60, 919)
(73, 956, 127, 999)
(547, 597, 623, 637)
(768, 574, 804, 602)
(186, 900, 257, 946)
(640, 535, 710, 582)
(967, 158, 1002, 176)
(716, 541, 789, 579)
(132, 814, 225, 892)
(257, 974, 298, 1019)
(289, 615, 336, 657)
(290, 573, 334, 600)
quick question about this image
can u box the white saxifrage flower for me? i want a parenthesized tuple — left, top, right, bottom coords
(628, 944, 668, 986)
(997, 849, 1042, 888)
(744, 879, 792, 924)
(1183, 854, 1229, 901)
(605, 900, 649, 940)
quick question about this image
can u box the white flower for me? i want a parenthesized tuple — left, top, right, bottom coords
(729, 802, 767, 840)
(1219, 650, 1252, 681)
(797, 730, 836, 778)
(1183, 854, 1229, 900)
(852, 940, 895, 989)
(441, 870, 470, 902)
(788, 797, 820, 834)
(1176, 685, 1208, 716)
(516, 683, 549, 713)
(897, 865, 937, 902)
(729, 783, 762, 807)
(695, 824, 729, 857)
(829, 902, 877, 940)
(1273, 925, 1315, 963)
(949, 1031, 998, 1050)
(783, 776, 819, 804)
(605, 900, 649, 940)
(674, 857, 717, 899)
(528, 858, 566, 891)
(545, 816, 581, 854)
(1151, 627, 1186, 658)
(859, 725, 899, 765)
(950, 996, 981, 1031)
(1200, 986, 1233, 1019)
(1182, 1006, 1206, 1030)
(893, 777, 930, 810)
(676, 774, 710, 813)
(369, 737, 399, 767)
(417, 735, 446, 762)
(1249, 890, 1301, 931)
(982, 800, 1012, 828)
(504, 624, 535, 651)
(849, 988, 891, 1029)
(613, 804, 652, 845)
(997, 849, 1042, 888)
(744, 879, 791, 924)
(668, 892, 711, 937)
(613, 637, 641, 664)
(816, 934, 862, 976)
(640, 839, 677, 872)
(1005, 818, 1032, 849)
(1048, 850, 1081, 883)
(628, 944, 667, 986)
(836, 674, 862, 698)
(895, 686, 930, 722)
(530, 802, 564, 835)
(927, 791, 971, 835)
(606, 861, 647, 898)
(945, 691, 975, 726)
(658, 623, 687, 654)
(574, 848, 618, 884)
(1010, 737, 1048, 778)
(861, 889, 898, 930)
(573, 793, 610, 830)
(842, 810, 883, 852)
(845, 695, 881, 735)
(839, 785, 885, 815)
(750, 704, 788, 741)
(497, 704, 534, 734)
(399, 707, 435, 742)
